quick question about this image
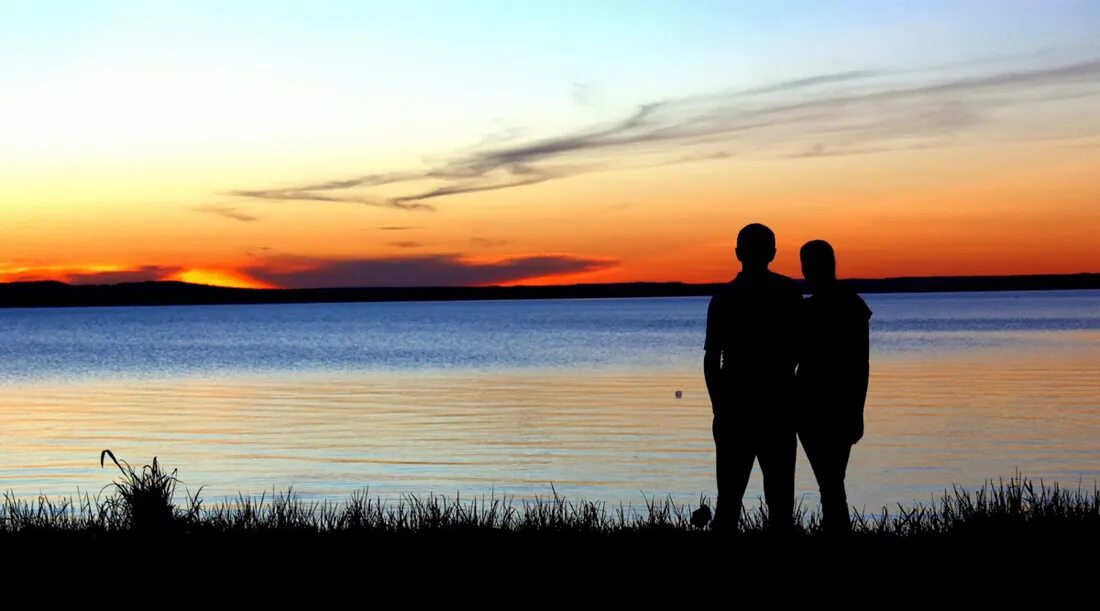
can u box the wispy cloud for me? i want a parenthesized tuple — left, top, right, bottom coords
(388, 241, 422, 248)
(195, 204, 258, 222)
(232, 185, 434, 211)
(232, 58, 1100, 211)
(245, 253, 616, 288)
(470, 237, 510, 248)
(740, 70, 881, 95)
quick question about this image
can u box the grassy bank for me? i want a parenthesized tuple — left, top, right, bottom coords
(2, 452, 1098, 546)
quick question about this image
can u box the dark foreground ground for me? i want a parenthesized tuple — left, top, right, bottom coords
(3, 459, 1096, 595)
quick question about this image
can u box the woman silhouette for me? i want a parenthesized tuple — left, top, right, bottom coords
(796, 240, 871, 534)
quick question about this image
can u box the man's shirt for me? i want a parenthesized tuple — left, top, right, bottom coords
(705, 270, 802, 398)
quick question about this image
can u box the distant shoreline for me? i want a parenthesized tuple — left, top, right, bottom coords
(1, 273, 1098, 309)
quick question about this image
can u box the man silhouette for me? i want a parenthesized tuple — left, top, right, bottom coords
(795, 240, 871, 535)
(704, 223, 800, 532)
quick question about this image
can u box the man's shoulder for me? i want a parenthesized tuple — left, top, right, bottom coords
(766, 271, 802, 298)
(766, 271, 798, 287)
(718, 271, 801, 296)
(709, 278, 738, 299)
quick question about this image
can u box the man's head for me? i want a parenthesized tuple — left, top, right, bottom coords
(735, 223, 776, 272)
(800, 239, 837, 290)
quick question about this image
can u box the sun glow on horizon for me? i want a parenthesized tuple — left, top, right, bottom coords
(169, 269, 275, 290)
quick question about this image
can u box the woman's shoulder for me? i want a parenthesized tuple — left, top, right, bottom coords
(807, 285, 872, 320)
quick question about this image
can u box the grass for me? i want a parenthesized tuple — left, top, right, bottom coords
(2, 452, 1098, 546)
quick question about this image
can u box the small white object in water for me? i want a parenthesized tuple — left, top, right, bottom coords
(675, 390, 683, 399)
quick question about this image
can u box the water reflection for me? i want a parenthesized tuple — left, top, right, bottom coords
(3, 333, 1099, 511)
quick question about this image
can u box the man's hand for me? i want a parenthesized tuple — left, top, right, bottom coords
(704, 349, 723, 414)
(848, 413, 864, 445)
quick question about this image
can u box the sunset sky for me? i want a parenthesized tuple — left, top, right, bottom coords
(2, 1, 1099, 288)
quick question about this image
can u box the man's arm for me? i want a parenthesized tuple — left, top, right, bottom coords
(703, 294, 725, 415)
(704, 348, 723, 414)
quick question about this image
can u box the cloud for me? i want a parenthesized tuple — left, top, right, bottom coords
(232, 58, 1100, 210)
(740, 70, 881, 95)
(388, 241, 422, 248)
(600, 201, 638, 212)
(786, 140, 946, 159)
(231, 186, 434, 211)
(675, 150, 732, 163)
(377, 226, 418, 231)
(787, 142, 895, 159)
(195, 204, 258, 222)
(795, 143, 830, 158)
(245, 254, 616, 288)
(470, 237, 510, 247)
(471, 125, 527, 147)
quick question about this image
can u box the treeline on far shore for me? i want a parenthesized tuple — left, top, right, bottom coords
(1, 272, 1099, 309)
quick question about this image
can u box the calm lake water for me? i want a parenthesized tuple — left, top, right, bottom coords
(2, 290, 1099, 513)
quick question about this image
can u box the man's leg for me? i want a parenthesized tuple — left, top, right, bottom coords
(801, 429, 852, 534)
(713, 415, 755, 531)
(758, 426, 797, 534)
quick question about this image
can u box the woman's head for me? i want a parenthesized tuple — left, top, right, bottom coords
(800, 239, 837, 288)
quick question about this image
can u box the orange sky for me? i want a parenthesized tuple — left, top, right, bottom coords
(3, 136, 1099, 289)
(5, 134, 1097, 289)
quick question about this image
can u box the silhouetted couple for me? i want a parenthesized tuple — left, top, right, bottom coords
(703, 223, 870, 535)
